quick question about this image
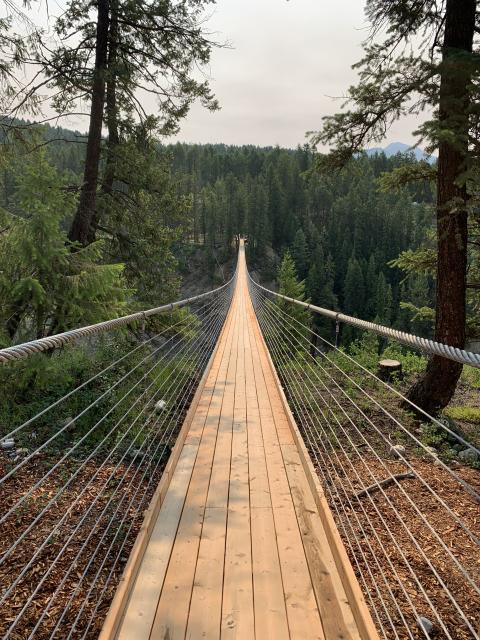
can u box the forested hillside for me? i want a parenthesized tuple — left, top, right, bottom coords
(168, 143, 436, 338)
(1, 124, 440, 346)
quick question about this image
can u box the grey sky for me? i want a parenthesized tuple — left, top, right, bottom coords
(165, 0, 419, 149)
(16, 0, 420, 149)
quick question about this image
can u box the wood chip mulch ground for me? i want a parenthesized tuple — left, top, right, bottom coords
(314, 453, 480, 639)
(0, 453, 163, 640)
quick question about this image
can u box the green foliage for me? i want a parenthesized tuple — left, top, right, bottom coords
(443, 406, 480, 424)
(291, 229, 309, 280)
(344, 331, 427, 379)
(45, 0, 220, 137)
(166, 142, 438, 344)
(420, 423, 448, 447)
(98, 134, 188, 307)
(0, 149, 127, 344)
(377, 161, 437, 193)
(461, 366, 480, 389)
(277, 251, 311, 345)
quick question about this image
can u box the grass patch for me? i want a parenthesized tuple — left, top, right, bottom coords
(460, 366, 480, 389)
(444, 406, 480, 424)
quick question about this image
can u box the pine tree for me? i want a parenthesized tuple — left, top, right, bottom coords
(0, 149, 127, 344)
(375, 273, 393, 326)
(40, 0, 220, 246)
(365, 254, 378, 318)
(311, 0, 477, 412)
(291, 229, 309, 280)
(277, 251, 311, 342)
(343, 256, 365, 318)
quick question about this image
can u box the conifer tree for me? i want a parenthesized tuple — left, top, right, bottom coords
(311, 0, 477, 412)
(291, 228, 309, 280)
(277, 251, 311, 339)
(0, 149, 126, 344)
(343, 256, 365, 318)
(38, 0, 220, 246)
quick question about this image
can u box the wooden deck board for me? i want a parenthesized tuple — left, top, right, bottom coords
(103, 240, 379, 640)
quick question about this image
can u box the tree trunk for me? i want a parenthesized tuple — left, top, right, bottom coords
(68, 0, 110, 246)
(101, 0, 119, 199)
(406, 0, 475, 414)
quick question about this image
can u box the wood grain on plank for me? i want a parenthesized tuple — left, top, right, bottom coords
(103, 241, 379, 640)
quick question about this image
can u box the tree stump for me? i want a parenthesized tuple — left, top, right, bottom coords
(378, 359, 402, 382)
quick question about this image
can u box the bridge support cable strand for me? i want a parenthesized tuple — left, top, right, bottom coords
(1, 299, 229, 637)
(249, 289, 430, 639)
(0, 299, 225, 606)
(263, 307, 480, 611)
(249, 273, 480, 458)
(252, 295, 476, 639)
(254, 312, 421, 639)
(248, 276, 480, 640)
(0, 276, 236, 365)
(25, 299, 230, 640)
(0, 299, 223, 538)
(250, 279, 480, 369)
(0, 277, 235, 638)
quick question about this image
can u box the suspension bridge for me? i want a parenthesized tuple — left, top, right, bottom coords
(0, 240, 479, 639)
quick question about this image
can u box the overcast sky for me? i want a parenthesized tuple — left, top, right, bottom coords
(21, 0, 420, 150)
(163, 0, 419, 149)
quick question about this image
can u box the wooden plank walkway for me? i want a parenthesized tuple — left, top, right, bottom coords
(100, 241, 378, 640)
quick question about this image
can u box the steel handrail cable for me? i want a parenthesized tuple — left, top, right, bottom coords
(257, 290, 480, 545)
(256, 285, 480, 488)
(249, 274, 480, 368)
(256, 297, 478, 638)
(248, 289, 407, 639)
(253, 285, 480, 624)
(0, 299, 227, 611)
(24, 300, 229, 639)
(4, 299, 230, 638)
(0, 273, 236, 365)
(0, 298, 225, 572)
(249, 272, 480, 453)
(248, 273, 480, 456)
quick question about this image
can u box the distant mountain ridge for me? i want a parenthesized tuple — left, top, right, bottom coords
(366, 142, 436, 163)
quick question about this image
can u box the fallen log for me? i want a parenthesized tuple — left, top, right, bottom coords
(354, 472, 415, 499)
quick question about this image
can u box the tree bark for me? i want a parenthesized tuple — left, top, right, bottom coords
(406, 0, 475, 414)
(68, 0, 110, 246)
(101, 0, 119, 199)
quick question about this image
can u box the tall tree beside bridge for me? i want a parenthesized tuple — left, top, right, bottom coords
(311, 0, 478, 414)
(39, 0, 220, 247)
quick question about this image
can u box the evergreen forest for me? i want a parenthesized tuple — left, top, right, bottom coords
(0, 125, 444, 346)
